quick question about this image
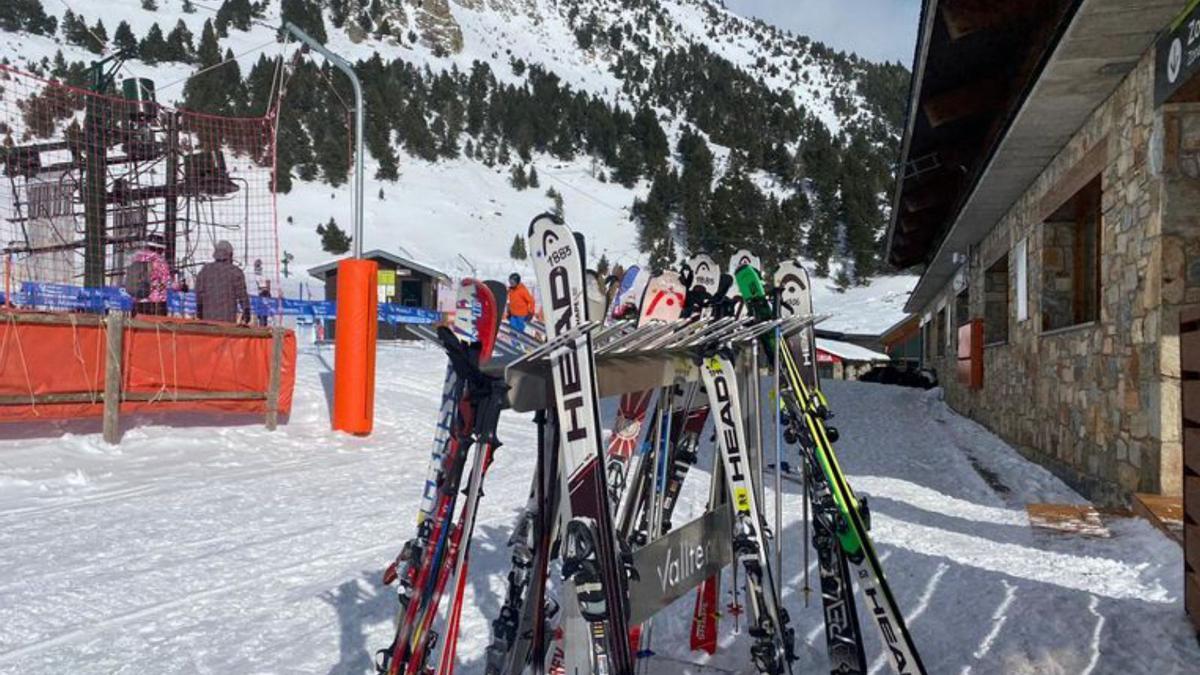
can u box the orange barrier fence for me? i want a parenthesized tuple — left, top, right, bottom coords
(0, 310, 295, 439)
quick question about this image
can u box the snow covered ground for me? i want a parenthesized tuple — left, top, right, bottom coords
(0, 344, 1195, 673)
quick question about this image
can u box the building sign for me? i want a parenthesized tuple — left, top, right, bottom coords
(1155, 1, 1200, 105)
(817, 350, 840, 364)
(378, 269, 396, 303)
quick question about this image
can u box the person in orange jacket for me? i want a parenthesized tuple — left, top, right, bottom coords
(506, 273, 535, 332)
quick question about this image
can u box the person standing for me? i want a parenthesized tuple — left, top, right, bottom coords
(194, 240, 250, 324)
(252, 258, 271, 327)
(506, 272, 535, 332)
(125, 235, 170, 317)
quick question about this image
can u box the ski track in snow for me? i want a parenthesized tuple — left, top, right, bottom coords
(0, 349, 1196, 674)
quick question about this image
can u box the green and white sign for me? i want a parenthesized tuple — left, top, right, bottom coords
(1156, 0, 1200, 105)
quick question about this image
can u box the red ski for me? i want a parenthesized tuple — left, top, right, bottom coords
(690, 576, 719, 655)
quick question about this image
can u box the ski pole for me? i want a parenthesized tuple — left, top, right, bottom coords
(773, 323, 783, 599)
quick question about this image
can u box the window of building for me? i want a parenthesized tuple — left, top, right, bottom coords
(955, 289, 969, 328)
(1041, 176, 1101, 332)
(984, 254, 1009, 344)
(935, 305, 947, 357)
(1014, 238, 1029, 322)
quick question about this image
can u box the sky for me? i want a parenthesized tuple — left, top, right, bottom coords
(723, 0, 921, 65)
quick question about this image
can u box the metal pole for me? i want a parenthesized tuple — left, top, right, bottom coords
(282, 23, 364, 259)
(164, 112, 179, 270)
(774, 325, 783, 597)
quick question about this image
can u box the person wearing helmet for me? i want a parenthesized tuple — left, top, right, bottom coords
(506, 273, 535, 333)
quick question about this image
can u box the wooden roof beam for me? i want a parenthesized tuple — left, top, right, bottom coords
(940, 0, 1040, 40)
(923, 77, 1007, 129)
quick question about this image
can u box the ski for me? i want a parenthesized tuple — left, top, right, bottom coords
(377, 280, 499, 675)
(699, 349, 795, 674)
(726, 250, 761, 319)
(485, 411, 563, 675)
(612, 270, 687, 533)
(528, 213, 634, 674)
(735, 264, 925, 675)
(419, 333, 509, 674)
(772, 258, 866, 673)
(378, 326, 499, 674)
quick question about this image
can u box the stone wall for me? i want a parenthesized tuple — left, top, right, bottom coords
(917, 48, 1188, 506)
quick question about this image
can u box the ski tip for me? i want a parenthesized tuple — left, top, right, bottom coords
(527, 211, 562, 238)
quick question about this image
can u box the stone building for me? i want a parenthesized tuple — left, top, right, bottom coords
(887, 0, 1194, 507)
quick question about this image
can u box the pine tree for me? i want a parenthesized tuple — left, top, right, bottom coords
(528, 165, 540, 188)
(317, 218, 351, 254)
(613, 136, 643, 188)
(51, 50, 68, 79)
(183, 21, 225, 112)
(165, 20, 196, 63)
(509, 234, 527, 261)
(839, 133, 883, 282)
(243, 53, 277, 115)
(596, 253, 610, 277)
(139, 23, 168, 64)
(183, 0, 196, 13)
(677, 129, 715, 255)
(329, 0, 350, 28)
(509, 163, 528, 190)
(834, 266, 852, 292)
(216, 0, 253, 35)
(219, 47, 246, 114)
(497, 141, 511, 166)
(87, 20, 108, 54)
(709, 165, 766, 262)
(114, 21, 138, 56)
(1, 0, 57, 35)
(546, 187, 564, 219)
(281, 0, 327, 44)
(633, 171, 677, 271)
(63, 11, 90, 48)
(314, 106, 350, 186)
(142, 0, 158, 10)
(633, 105, 668, 172)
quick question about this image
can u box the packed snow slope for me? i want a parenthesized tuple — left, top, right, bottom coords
(0, 343, 1194, 673)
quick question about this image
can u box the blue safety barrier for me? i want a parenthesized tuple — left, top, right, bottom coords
(8, 282, 441, 325)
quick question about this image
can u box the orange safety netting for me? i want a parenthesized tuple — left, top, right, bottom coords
(0, 311, 295, 423)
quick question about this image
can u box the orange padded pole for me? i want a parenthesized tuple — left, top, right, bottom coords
(333, 259, 377, 435)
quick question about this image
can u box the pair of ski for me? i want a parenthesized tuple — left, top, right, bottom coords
(734, 263, 927, 675)
(525, 214, 638, 674)
(377, 280, 509, 675)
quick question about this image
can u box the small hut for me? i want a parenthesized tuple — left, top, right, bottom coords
(308, 250, 449, 340)
(815, 338, 891, 381)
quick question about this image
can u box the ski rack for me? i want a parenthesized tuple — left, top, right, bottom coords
(496, 315, 823, 413)
(408, 313, 826, 413)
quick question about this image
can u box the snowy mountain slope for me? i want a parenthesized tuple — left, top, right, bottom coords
(0, 345, 1193, 673)
(0, 0, 916, 330)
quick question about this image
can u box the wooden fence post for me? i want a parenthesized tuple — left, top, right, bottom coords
(266, 326, 283, 431)
(103, 312, 125, 444)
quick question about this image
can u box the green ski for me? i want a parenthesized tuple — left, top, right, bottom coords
(734, 264, 927, 675)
